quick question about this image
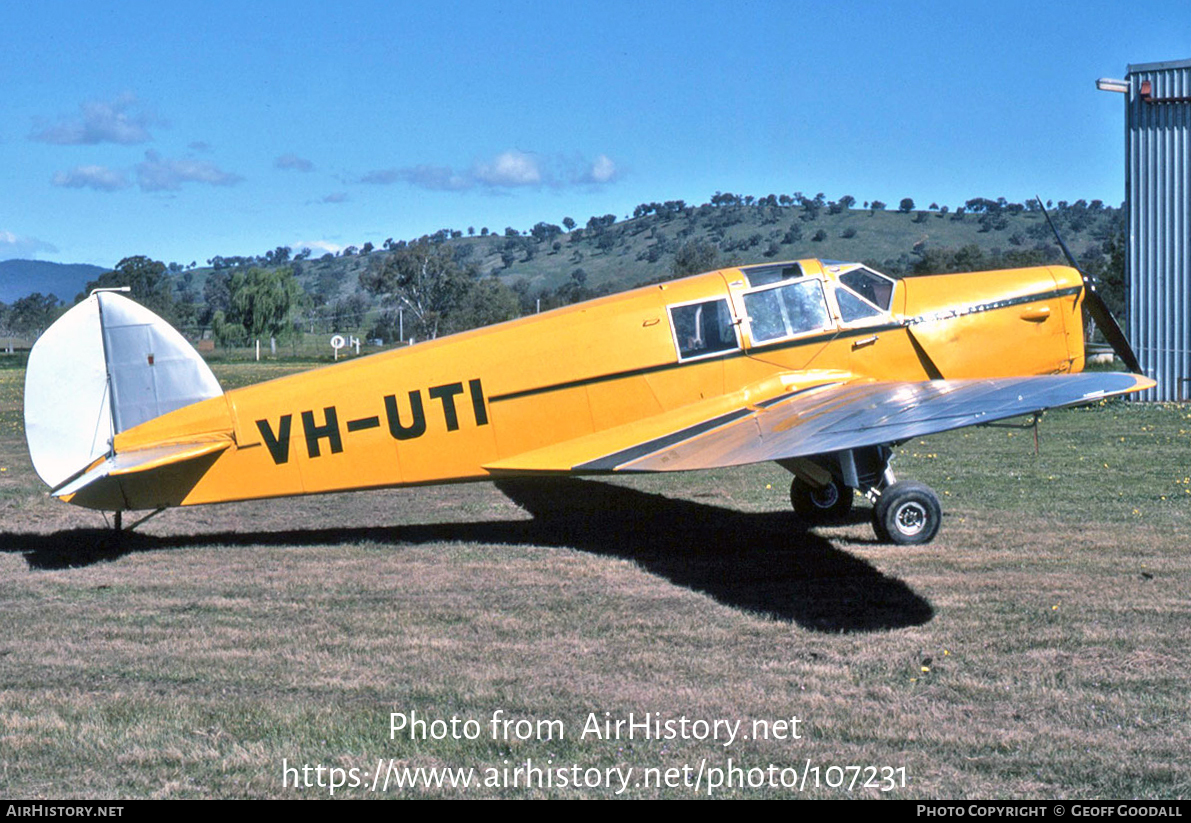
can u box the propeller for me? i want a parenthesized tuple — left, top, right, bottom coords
(1037, 197, 1142, 373)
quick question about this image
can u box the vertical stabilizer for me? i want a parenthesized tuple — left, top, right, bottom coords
(24, 292, 223, 490)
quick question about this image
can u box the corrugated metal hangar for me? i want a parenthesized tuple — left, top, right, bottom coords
(1099, 58, 1191, 401)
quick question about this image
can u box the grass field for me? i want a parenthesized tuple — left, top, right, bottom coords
(0, 357, 1188, 799)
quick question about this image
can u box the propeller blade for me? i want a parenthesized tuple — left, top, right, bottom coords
(1037, 197, 1142, 374)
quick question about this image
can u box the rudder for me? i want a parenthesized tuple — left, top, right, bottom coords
(24, 291, 223, 490)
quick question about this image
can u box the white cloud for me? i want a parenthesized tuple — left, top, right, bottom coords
(0, 230, 59, 260)
(51, 165, 130, 191)
(276, 154, 315, 172)
(359, 165, 472, 190)
(473, 150, 542, 187)
(398, 165, 471, 191)
(46, 152, 245, 194)
(30, 93, 160, 145)
(361, 149, 620, 193)
(359, 168, 404, 185)
(135, 150, 243, 191)
(586, 154, 618, 184)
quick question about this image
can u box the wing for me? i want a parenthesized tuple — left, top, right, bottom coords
(485, 372, 1154, 474)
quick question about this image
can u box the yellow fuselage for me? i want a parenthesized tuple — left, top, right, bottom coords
(100, 261, 1086, 509)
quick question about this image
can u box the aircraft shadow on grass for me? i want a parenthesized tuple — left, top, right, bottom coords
(2, 478, 933, 633)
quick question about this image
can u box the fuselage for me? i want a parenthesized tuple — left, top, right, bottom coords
(100, 259, 1086, 509)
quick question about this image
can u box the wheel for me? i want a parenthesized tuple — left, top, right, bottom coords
(790, 476, 853, 523)
(872, 481, 941, 545)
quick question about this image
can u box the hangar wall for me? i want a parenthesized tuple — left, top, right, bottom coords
(1124, 58, 1191, 401)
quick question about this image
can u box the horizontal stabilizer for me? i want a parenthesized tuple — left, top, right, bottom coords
(54, 439, 232, 511)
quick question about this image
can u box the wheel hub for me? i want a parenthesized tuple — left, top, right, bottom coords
(893, 501, 927, 536)
(811, 484, 840, 509)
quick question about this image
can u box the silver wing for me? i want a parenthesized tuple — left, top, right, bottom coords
(573, 372, 1151, 472)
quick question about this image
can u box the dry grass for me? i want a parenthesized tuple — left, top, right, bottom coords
(1, 359, 1189, 798)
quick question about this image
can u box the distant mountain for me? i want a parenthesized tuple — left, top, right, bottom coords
(0, 259, 109, 304)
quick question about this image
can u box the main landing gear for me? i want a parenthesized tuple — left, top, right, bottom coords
(781, 447, 942, 545)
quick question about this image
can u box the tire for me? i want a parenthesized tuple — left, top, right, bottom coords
(790, 476, 853, 523)
(872, 481, 941, 545)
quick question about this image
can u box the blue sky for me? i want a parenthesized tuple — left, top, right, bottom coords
(3, 1, 1188, 268)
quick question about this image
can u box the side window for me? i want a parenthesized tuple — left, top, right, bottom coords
(742, 279, 831, 343)
(669, 299, 739, 360)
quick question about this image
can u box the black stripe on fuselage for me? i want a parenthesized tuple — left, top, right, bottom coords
(487, 285, 1081, 405)
(904, 285, 1082, 326)
(487, 323, 897, 404)
(573, 382, 841, 471)
(574, 408, 754, 471)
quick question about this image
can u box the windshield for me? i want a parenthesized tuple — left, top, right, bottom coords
(832, 265, 897, 324)
(838, 267, 894, 311)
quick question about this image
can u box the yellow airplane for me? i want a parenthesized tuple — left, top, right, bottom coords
(24, 250, 1153, 545)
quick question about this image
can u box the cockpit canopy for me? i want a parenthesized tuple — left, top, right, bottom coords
(740, 260, 897, 325)
(667, 260, 899, 362)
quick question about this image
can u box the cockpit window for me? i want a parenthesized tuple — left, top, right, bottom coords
(740, 262, 804, 288)
(742, 279, 831, 343)
(835, 287, 884, 323)
(838, 267, 895, 311)
(669, 298, 739, 360)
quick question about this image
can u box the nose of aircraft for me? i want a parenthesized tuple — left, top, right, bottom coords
(1038, 198, 1142, 373)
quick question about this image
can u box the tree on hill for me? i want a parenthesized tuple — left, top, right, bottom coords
(228, 266, 307, 342)
(964, 197, 1000, 214)
(899, 198, 915, 213)
(530, 222, 562, 244)
(328, 293, 370, 333)
(202, 270, 233, 323)
(81, 256, 176, 324)
(360, 240, 478, 340)
(5, 293, 61, 336)
(264, 246, 291, 265)
(671, 239, 719, 278)
(449, 277, 521, 333)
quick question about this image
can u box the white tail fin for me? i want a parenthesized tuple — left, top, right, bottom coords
(24, 291, 223, 490)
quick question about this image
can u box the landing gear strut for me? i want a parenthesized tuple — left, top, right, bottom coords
(781, 447, 943, 545)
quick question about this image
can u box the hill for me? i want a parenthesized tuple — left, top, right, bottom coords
(3, 196, 1124, 341)
(455, 199, 1121, 298)
(0, 259, 107, 304)
(268, 197, 1125, 333)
